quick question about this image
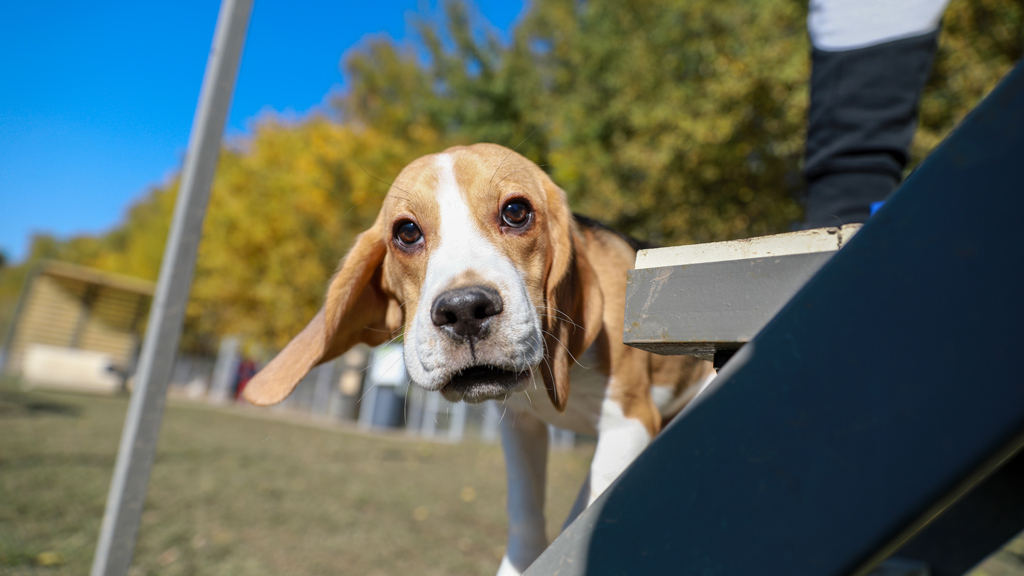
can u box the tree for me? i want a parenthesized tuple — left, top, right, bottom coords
(338, 0, 811, 244)
(338, 0, 1022, 244)
(914, 0, 1024, 161)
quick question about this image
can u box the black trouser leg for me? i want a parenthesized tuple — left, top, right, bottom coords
(804, 31, 940, 228)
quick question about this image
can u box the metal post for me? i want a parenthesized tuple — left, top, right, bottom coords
(481, 401, 501, 442)
(326, 358, 345, 419)
(549, 426, 575, 451)
(312, 360, 335, 416)
(0, 263, 43, 375)
(405, 384, 426, 436)
(421, 391, 442, 438)
(336, 346, 367, 421)
(90, 1, 251, 574)
(208, 336, 241, 404)
(447, 401, 467, 443)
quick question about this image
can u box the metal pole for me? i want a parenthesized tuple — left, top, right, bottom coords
(208, 336, 241, 404)
(312, 361, 335, 416)
(0, 262, 42, 375)
(90, 1, 251, 574)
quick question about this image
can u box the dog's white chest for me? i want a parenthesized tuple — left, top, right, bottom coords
(504, 346, 608, 435)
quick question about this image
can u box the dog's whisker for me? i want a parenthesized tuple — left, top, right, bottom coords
(355, 159, 410, 196)
(512, 127, 537, 153)
(540, 328, 591, 369)
(339, 179, 414, 220)
(342, 193, 404, 219)
(357, 350, 407, 401)
(538, 353, 555, 394)
(362, 324, 401, 335)
(383, 352, 405, 375)
(535, 312, 585, 332)
(495, 166, 533, 189)
(488, 127, 537, 189)
(358, 381, 380, 403)
(536, 305, 586, 332)
(540, 304, 577, 323)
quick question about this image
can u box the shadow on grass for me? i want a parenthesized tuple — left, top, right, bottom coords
(0, 389, 82, 416)
(0, 379, 83, 419)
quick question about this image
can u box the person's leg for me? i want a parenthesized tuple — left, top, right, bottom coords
(803, 0, 950, 228)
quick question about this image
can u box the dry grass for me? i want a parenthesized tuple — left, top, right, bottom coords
(0, 383, 591, 575)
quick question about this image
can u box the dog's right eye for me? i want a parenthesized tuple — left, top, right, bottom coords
(394, 220, 423, 247)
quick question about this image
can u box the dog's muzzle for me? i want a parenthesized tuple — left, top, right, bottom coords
(429, 285, 530, 402)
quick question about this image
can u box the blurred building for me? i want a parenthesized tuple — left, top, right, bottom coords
(0, 261, 152, 392)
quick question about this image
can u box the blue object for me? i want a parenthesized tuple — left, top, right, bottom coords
(870, 200, 886, 216)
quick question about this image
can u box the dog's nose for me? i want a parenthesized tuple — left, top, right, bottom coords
(431, 286, 503, 339)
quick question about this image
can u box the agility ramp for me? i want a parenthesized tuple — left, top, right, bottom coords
(526, 62, 1024, 576)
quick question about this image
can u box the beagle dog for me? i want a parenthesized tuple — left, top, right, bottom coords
(243, 143, 714, 576)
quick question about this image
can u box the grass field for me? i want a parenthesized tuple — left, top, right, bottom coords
(2, 380, 1022, 575)
(0, 381, 592, 575)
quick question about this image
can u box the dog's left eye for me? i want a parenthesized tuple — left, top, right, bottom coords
(501, 200, 531, 228)
(394, 220, 423, 246)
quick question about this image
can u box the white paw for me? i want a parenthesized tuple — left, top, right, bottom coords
(496, 554, 525, 576)
(695, 368, 717, 398)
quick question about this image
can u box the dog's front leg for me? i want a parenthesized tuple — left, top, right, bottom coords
(587, 394, 655, 506)
(496, 407, 549, 576)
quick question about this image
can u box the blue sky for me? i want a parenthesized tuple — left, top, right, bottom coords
(0, 0, 524, 263)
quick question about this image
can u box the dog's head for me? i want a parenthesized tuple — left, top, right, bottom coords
(243, 144, 603, 412)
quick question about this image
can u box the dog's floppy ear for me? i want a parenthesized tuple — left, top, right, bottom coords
(539, 174, 604, 412)
(244, 224, 398, 406)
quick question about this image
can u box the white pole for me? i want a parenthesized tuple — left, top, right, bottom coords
(90, 1, 251, 573)
(313, 361, 335, 416)
(448, 401, 467, 443)
(481, 401, 501, 442)
(208, 336, 241, 404)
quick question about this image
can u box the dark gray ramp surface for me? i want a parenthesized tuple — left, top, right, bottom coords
(526, 62, 1024, 576)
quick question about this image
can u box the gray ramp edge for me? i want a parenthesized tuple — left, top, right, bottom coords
(623, 251, 835, 354)
(525, 63, 1024, 575)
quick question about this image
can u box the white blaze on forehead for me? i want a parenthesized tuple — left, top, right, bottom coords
(424, 153, 511, 295)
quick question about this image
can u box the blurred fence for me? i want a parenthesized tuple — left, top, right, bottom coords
(167, 338, 578, 448)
